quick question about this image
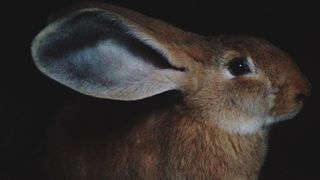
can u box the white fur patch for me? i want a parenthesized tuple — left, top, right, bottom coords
(218, 115, 274, 135)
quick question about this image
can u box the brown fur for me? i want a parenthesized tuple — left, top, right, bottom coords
(33, 2, 311, 180)
(46, 96, 268, 180)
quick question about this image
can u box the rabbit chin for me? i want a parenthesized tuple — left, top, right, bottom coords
(272, 107, 302, 122)
(218, 107, 303, 135)
(217, 116, 274, 135)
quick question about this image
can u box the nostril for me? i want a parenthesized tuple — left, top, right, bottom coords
(295, 93, 308, 102)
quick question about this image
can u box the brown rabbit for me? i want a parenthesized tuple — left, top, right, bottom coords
(31, 2, 311, 180)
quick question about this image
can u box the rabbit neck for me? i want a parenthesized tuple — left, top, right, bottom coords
(45, 99, 268, 179)
(160, 112, 269, 179)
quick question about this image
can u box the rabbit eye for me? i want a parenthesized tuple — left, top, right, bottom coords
(227, 57, 251, 76)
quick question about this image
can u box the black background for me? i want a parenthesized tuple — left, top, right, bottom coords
(2, 0, 319, 179)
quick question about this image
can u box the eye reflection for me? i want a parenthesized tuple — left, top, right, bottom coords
(227, 57, 251, 76)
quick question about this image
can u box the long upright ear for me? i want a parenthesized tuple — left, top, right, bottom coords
(31, 8, 187, 100)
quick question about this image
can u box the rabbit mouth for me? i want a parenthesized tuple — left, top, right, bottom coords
(274, 106, 302, 121)
(270, 103, 303, 122)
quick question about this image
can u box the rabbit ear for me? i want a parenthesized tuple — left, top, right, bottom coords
(31, 8, 187, 101)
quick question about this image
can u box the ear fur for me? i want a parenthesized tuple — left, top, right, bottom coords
(31, 8, 187, 100)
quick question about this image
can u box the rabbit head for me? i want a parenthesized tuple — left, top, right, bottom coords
(31, 3, 310, 135)
(189, 36, 311, 134)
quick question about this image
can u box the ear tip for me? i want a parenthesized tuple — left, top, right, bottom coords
(31, 33, 43, 70)
(31, 26, 61, 79)
(30, 7, 110, 78)
(31, 28, 49, 73)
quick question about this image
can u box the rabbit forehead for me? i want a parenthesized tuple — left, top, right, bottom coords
(210, 36, 294, 66)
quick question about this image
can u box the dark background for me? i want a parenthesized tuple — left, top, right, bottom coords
(2, 0, 319, 179)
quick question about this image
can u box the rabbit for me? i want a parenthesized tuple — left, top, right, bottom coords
(31, 2, 311, 180)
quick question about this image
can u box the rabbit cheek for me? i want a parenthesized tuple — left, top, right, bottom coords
(214, 81, 272, 134)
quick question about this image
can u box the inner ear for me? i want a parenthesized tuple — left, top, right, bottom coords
(38, 10, 184, 71)
(32, 9, 187, 100)
(122, 37, 185, 71)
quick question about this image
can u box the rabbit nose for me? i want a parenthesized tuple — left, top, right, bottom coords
(294, 80, 311, 103)
(294, 93, 309, 102)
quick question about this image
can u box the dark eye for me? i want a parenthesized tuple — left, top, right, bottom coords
(227, 57, 251, 76)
